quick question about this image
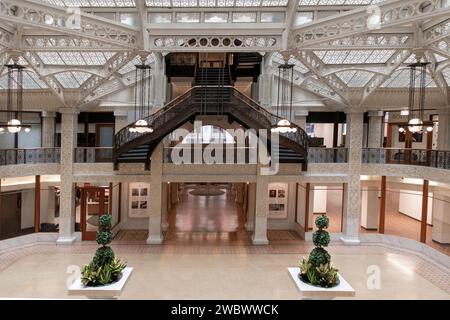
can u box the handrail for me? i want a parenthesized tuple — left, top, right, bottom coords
(0, 147, 61, 166)
(362, 148, 450, 169)
(114, 86, 309, 164)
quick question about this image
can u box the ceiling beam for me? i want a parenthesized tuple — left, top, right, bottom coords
(21, 51, 67, 106)
(77, 51, 136, 105)
(294, 50, 350, 105)
(0, 0, 139, 50)
(425, 49, 449, 102)
(281, 0, 300, 51)
(290, 0, 450, 49)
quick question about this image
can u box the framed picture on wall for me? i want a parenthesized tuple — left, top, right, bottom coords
(268, 183, 288, 219)
(129, 183, 150, 218)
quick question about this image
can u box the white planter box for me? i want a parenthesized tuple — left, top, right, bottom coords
(287, 267, 355, 299)
(68, 267, 133, 299)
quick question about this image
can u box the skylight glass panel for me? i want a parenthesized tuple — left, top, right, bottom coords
(0, 71, 47, 89)
(38, 0, 135, 7)
(382, 68, 436, 88)
(346, 70, 374, 87)
(37, 52, 65, 65)
(299, 0, 377, 5)
(54, 72, 90, 88)
(232, 12, 257, 23)
(36, 52, 115, 66)
(146, 0, 289, 7)
(294, 12, 313, 26)
(148, 13, 172, 23)
(176, 12, 200, 23)
(118, 55, 155, 75)
(272, 52, 309, 74)
(261, 12, 285, 23)
(205, 13, 229, 23)
(314, 50, 395, 64)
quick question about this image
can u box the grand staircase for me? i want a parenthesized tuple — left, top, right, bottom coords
(114, 68, 308, 170)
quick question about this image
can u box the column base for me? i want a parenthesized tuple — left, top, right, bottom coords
(147, 235, 164, 245)
(251, 236, 269, 245)
(56, 236, 77, 245)
(340, 236, 361, 245)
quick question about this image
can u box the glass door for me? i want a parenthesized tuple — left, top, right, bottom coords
(81, 187, 110, 241)
(95, 124, 114, 162)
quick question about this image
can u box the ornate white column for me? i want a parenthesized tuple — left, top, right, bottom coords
(252, 169, 269, 245)
(147, 143, 164, 244)
(246, 183, 256, 231)
(57, 108, 79, 245)
(152, 52, 167, 109)
(114, 109, 129, 134)
(161, 182, 169, 232)
(368, 111, 384, 148)
(258, 53, 273, 109)
(437, 108, 450, 150)
(342, 111, 363, 244)
(41, 111, 56, 148)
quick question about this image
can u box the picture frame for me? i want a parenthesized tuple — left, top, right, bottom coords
(129, 183, 150, 218)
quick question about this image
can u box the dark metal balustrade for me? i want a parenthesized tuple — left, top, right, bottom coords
(114, 86, 309, 169)
(308, 147, 348, 163)
(74, 147, 113, 163)
(0, 148, 61, 166)
(363, 148, 450, 170)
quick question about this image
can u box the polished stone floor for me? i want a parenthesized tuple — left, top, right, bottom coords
(0, 185, 448, 299)
(0, 244, 448, 299)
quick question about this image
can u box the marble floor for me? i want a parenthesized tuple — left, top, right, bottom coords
(0, 243, 448, 299)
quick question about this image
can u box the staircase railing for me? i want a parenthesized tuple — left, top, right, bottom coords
(114, 86, 308, 161)
(115, 86, 197, 151)
(232, 89, 308, 154)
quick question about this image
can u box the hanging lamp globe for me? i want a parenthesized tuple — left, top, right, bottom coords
(271, 119, 298, 133)
(129, 119, 153, 134)
(7, 119, 22, 133)
(407, 118, 423, 133)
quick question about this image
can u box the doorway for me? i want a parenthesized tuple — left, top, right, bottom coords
(166, 183, 248, 244)
(80, 186, 111, 240)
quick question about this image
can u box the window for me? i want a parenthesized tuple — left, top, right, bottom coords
(232, 12, 257, 23)
(294, 12, 313, 26)
(205, 12, 228, 23)
(148, 12, 172, 23)
(260, 12, 285, 23)
(120, 13, 139, 27)
(176, 12, 200, 23)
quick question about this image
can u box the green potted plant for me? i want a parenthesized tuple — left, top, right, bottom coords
(81, 214, 126, 286)
(298, 214, 339, 288)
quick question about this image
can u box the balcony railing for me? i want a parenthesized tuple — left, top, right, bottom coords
(0, 148, 61, 166)
(363, 148, 450, 169)
(308, 147, 348, 163)
(74, 147, 113, 163)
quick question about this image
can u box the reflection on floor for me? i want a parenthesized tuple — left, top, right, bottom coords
(361, 210, 450, 256)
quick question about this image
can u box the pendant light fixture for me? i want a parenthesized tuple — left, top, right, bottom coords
(405, 61, 429, 133)
(129, 55, 153, 134)
(271, 62, 297, 133)
(0, 61, 31, 134)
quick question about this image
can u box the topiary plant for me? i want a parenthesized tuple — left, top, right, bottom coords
(299, 214, 339, 288)
(81, 214, 126, 286)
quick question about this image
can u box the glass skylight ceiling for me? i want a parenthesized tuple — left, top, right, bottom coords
(272, 52, 309, 74)
(0, 70, 48, 89)
(314, 50, 396, 64)
(335, 70, 374, 87)
(118, 54, 155, 75)
(145, 0, 289, 7)
(36, 52, 115, 66)
(382, 68, 436, 88)
(299, 0, 380, 5)
(38, 0, 135, 7)
(54, 72, 91, 88)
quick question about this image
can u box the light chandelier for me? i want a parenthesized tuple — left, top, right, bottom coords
(129, 59, 153, 134)
(399, 62, 432, 134)
(271, 63, 297, 134)
(0, 63, 31, 134)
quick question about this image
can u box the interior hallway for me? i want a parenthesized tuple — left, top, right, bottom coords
(166, 184, 250, 245)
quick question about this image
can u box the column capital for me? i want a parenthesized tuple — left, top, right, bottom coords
(59, 107, 80, 115)
(295, 110, 309, 117)
(345, 109, 364, 115)
(114, 110, 128, 117)
(368, 111, 384, 117)
(41, 111, 57, 118)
